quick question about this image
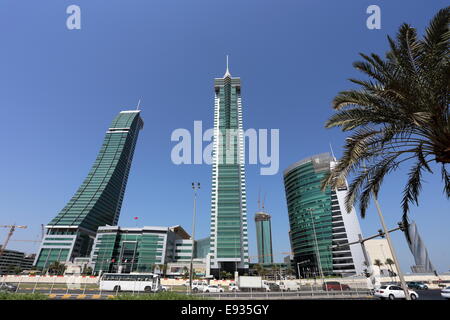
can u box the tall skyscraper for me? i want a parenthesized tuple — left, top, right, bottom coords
(283, 153, 365, 277)
(209, 59, 249, 276)
(255, 211, 273, 264)
(35, 110, 144, 269)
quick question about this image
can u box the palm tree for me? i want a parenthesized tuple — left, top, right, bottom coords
(81, 266, 93, 276)
(253, 263, 263, 276)
(362, 261, 371, 278)
(270, 265, 278, 281)
(155, 264, 164, 275)
(162, 263, 168, 277)
(47, 261, 66, 275)
(322, 7, 450, 230)
(385, 258, 396, 279)
(182, 266, 189, 279)
(373, 259, 384, 276)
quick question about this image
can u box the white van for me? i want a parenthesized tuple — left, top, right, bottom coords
(278, 281, 300, 292)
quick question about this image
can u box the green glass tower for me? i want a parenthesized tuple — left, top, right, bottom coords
(283, 153, 364, 277)
(255, 211, 273, 264)
(34, 110, 144, 270)
(209, 60, 249, 276)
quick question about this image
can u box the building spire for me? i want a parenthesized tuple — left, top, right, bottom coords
(136, 99, 141, 111)
(329, 142, 336, 161)
(224, 55, 231, 78)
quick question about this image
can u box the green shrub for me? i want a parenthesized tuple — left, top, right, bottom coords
(0, 292, 49, 300)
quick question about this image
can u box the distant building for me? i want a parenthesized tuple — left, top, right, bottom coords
(0, 247, 35, 274)
(90, 225, 211, 277)
(406, 222, 436, 274)
(34, 110, 144, 270)
(364, 239, 398, 277)
(283, 153, 365, 278)
(255, 211, 273, 264)
(21, 254, 36, 270)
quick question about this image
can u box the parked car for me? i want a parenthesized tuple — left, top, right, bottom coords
(228, 282, 239, 292)
(322, 281, 350, 291)
(407, 282, 428, 290)
(0, 283, 17, 293)
(374, 285, 418, 300)
(203, 285, 224, 293)
(440, 286, 450, 300)
(267, 283, 281, 292)
(191, 280, 209, 292)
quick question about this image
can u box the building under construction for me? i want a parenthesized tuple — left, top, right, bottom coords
(0, 246, 35, 275)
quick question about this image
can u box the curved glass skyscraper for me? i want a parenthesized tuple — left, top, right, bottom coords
(35, 110, 144, 269)
(283, 153, 364, 277)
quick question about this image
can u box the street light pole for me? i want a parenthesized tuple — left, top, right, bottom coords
(189, 182, 200, 294)
(307, 208, 325, 282)
(372, 192, 410, 300)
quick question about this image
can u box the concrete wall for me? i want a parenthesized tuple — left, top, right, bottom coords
(1, 275, 99, 284)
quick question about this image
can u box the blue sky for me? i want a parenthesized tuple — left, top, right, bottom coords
(0, 0, 448, 273)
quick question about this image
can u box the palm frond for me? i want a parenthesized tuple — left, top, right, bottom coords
(323, 6, 450, 221)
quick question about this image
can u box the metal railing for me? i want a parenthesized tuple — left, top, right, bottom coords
(0, 275, 373, 299)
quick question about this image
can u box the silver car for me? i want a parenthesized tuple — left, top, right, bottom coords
(0, 283, 17, 293)
(441, 286, 450, 300)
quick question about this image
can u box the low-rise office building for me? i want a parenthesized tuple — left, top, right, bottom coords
(0, 247, 36, 274)
(90, 225, 211, 277)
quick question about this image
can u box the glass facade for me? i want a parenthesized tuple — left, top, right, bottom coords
(209, 67, 249, 274)
(90, 225, 197, 275)
(195, 237, 210, 259)
(35, 110, 143, 270)
(283, 153, 366, 277)
(284, 153, 350, 277)
(255, 212, 273, 264)
(91, 229, 165, 274)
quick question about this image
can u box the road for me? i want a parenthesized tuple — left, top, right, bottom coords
(371, 289, 445, 300)
(416, 289, 446, 300)
(9, 287, 446, 300)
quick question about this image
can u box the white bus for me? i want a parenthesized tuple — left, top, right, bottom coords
(99, 273, 161, 293)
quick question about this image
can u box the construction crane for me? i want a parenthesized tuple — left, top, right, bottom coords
(0, 225, 28, 257)
(10, 224, 45, 244)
